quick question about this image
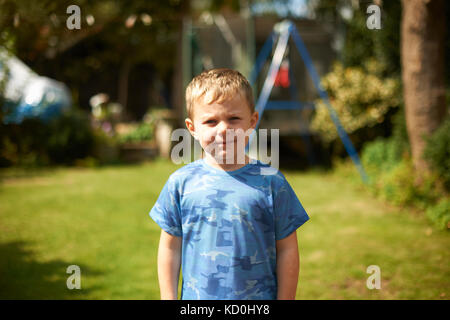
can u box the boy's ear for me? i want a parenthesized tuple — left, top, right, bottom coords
(251, 111, 259, 128)
(185, 118, 197, 139)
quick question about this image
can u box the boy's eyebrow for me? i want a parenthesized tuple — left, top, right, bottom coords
(200, 112, 242, 120)
(199, 115, 213, 121)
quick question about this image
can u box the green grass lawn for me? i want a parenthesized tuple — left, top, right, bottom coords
(0, 157, 448, 299)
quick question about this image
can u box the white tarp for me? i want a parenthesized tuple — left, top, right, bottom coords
(0, 47, 71, 124)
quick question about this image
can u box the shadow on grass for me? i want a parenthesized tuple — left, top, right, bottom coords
(0, 241, 104, 299)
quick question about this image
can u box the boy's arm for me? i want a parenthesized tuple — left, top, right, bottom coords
(157, 230, 182, 300)
(276, 231, 299, 300)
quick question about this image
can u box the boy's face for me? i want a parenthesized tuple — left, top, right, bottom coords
(185, 93, 259, 165)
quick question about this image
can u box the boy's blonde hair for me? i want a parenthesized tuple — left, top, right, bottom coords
(185, 68, 255, 120)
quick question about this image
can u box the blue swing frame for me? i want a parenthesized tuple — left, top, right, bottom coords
(248, 20, 368, 183)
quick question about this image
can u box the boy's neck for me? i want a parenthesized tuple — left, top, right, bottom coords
(202, 154, 252, 172)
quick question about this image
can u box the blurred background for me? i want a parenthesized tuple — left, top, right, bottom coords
(0, 0, 448, 299)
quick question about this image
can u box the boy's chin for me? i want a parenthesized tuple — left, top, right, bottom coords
(207, 153, 248, 165)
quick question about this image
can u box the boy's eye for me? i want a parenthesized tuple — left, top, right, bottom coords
(204, 118, 239, 124)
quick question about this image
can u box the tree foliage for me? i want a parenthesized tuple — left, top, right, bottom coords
(0, 0, 188, 115)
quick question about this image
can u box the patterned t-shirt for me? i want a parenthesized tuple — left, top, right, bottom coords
(149, 158, 310, 300)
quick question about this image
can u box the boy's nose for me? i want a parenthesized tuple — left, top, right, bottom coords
(217, 121, 230, 132)
(216, 121, 234, 140)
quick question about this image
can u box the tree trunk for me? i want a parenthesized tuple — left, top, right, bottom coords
(401, 0, 446, 176)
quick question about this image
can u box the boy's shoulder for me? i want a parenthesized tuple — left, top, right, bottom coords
(166, 158, 204, 181)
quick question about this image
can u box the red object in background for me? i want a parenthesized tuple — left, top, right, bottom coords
(274, 62, 290, 88)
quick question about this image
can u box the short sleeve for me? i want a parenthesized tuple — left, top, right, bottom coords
(273, 172, 310, 240)
(149, 176, 182, 237)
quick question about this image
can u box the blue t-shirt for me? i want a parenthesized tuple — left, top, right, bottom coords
(149, 158, 310, 300)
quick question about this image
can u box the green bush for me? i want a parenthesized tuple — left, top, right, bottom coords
(117, 122, 153, 144)
(379, 159, 440, 209)
(359, 134, 446, 228)
(423, 116, 450, 191)
(361, 137, 402, 173)
(426, 198, 450, 230)
(91, 128, 119, 165)
(312, 59, 401, 144)
(0, 107, 112, 167)
(45, 108, 95, 164)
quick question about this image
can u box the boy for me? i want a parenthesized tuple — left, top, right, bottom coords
(149, 68, 309, 300)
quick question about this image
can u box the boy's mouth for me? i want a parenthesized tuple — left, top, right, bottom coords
(215, 139, 235, 144)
